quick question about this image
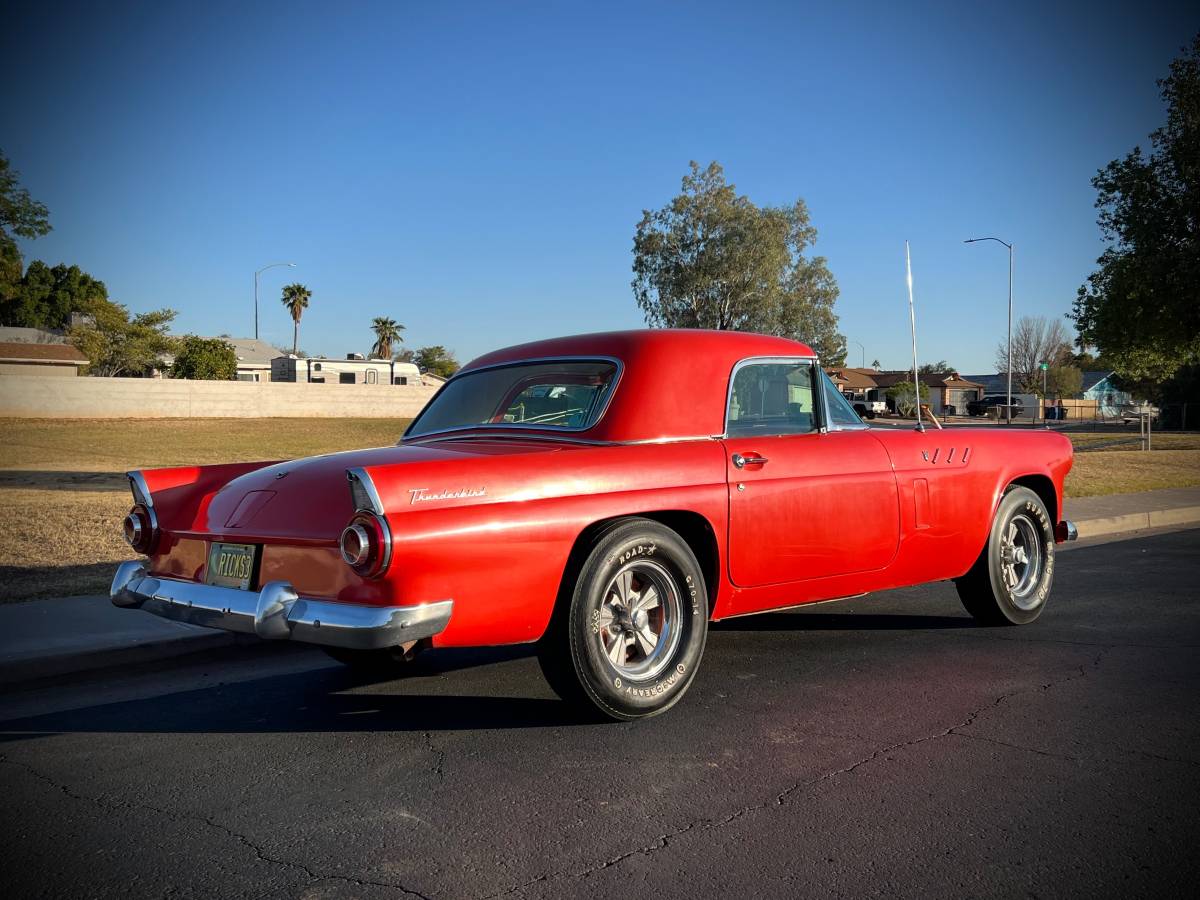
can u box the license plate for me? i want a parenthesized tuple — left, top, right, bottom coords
(205, 542, 259, 590)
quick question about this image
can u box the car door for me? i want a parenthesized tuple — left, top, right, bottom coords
(722, 358, 900, 588)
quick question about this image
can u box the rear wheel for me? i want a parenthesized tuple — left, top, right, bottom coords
(955, 486, 1055, 625)
(537, 518, 708, 721)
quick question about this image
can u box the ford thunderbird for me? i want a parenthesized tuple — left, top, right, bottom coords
(112, 330, 1076, 719)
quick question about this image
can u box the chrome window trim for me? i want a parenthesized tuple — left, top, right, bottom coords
(402, 355, 625, 441)
(818, 367, 871, 432)
(720, 355, 823, 440)
(404, 431, 611, 447)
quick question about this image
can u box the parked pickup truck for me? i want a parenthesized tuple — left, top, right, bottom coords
(111, 329, 1077, 720)
(853, 400, 887, 419)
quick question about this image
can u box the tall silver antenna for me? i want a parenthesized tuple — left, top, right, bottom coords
(906, 241, 924, 433)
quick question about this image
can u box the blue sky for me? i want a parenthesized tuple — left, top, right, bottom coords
(2, 1, 1194, 372)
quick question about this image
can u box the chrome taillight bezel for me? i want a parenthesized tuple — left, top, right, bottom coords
(339, 511, 391, 578)
(123, 503, 158, 554)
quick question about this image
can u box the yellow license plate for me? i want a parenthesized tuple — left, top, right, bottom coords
(205, 542, 259, 590)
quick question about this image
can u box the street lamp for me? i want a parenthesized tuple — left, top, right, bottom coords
(254, 262, 296, 340)
(964, 237, 1013, 424)
(851, 340, 865, 368)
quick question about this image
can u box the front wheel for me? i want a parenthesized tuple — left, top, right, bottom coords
(955, 486, 1055, 625)
(537, 519, 708, 721)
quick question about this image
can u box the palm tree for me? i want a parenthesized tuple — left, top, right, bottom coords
(280, 283, 311, 355)
(370, 317, 405, 359)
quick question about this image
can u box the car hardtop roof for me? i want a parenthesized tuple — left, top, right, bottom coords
(463, 329, 817, 373)
(452, 329, 819, 444)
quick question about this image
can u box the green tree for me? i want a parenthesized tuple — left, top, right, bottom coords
(885, 381, 929, 417)
(172, 335, 237, 380)
(370, 316, 405, 359)
(632, 161, 845, 363)
(414, 345, 460, 378)
(393, 347, 416, 364)
(918, 360, 954, 375)
(0, 151, 51, 299)
(0, 261, 109, 328)
(280, 283, 311, 355)
(1072, 34, 1200, 390)
(69, 298, 178, 377)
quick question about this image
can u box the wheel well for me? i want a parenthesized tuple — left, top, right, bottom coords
(557, 511, 721, 615)
(1008, 474, 1057, 523)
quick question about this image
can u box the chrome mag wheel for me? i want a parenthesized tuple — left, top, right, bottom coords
(999, 514, 1044, 609)
(595, 559, 682, 681)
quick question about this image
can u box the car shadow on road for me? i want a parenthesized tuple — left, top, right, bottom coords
(712, 611, 977, 632)
(0, 647, 598, 738)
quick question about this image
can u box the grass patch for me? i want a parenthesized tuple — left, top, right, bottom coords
(1066, 449, 1200, 498)
(0, 417, 412, 471)
(1068, 433, 1200, 452)
(0, 418, 410, 603)
(0, 489, 135, 601)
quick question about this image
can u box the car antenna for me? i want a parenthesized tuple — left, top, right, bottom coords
(906, 240, 925, 433)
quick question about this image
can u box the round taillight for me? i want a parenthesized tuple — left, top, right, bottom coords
(123, 504, 156, 554)
(123, 512, 144, 548)
(340, 523, 371, 566)
(339, 512, 391, 577)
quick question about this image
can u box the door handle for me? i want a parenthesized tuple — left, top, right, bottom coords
(732, 453, 769, 468)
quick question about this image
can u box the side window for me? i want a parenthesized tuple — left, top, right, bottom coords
(820, 368, 864, 427)
(727, 361, 815, 436)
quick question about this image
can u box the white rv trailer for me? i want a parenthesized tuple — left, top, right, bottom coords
(271, 355, 422, 385)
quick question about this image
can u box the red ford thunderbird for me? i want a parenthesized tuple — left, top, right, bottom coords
(112, 330, 1076, 719)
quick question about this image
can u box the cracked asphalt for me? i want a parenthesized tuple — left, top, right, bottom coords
(1, 529, 1198, 899)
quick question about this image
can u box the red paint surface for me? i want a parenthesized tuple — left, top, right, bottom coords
(132, 330, 1074, 648)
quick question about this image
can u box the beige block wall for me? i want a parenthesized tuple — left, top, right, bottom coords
(0, 362, 80, 377)
(0, 374, 438, 419)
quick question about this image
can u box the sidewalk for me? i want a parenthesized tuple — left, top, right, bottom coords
(2, 487, 1198, 688)
(1066, 486, 1200, 539)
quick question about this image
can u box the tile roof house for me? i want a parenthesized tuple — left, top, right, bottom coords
(826, 367, 984, 415)
(0, 341, 88, 376)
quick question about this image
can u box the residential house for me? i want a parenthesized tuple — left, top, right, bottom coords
(0, 341, 88, 376)
(1081, 371, 1131, 416)
(828, 367, 984, 415)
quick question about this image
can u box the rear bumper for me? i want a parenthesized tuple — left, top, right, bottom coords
(1056, 520, 1078, 543)
(110, 561, 452, 650)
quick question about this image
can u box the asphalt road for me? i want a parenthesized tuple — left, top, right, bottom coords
(2, 530, 1198, 899)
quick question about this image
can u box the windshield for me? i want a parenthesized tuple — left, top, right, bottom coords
(405, 359, 620, 438)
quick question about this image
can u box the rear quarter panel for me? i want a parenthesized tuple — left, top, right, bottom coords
(366, 440, 730, 647)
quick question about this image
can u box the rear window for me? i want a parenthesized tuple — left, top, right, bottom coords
(406, 360, 619, 438)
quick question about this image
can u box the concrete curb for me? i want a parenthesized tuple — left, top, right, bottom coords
(1075, 505, 1200, 540)
(0, 631, 254, 688)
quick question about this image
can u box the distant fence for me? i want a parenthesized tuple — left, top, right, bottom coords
(0, 374, 438, 419)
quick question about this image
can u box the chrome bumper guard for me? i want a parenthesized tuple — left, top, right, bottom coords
(110, 561, 452, 650)
(1056, 520, 1078, 543)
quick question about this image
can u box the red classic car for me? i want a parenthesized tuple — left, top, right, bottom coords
(112, 330, 1076, 719)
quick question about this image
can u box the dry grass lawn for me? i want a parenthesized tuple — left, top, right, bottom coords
(1, 418, 1197, 602)
(0, 418, 410, 602)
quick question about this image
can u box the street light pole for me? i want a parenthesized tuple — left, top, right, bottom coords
(254, 262, 296, 340)
(851, 340, 865, 368)
(964, 237, 1014, 424)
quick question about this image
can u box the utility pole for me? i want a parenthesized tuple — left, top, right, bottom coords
(254, 262, 296, 340)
